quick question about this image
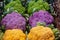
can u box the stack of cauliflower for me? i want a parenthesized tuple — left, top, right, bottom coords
(1, 11, 27, 40)
(3, 26, 55, 40)
(1, 11, 55, 40)
(1, 0, 60, 40)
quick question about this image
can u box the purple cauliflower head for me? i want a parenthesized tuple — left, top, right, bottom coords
(1, 12, 26, 31)
(29, 10, 54, 27)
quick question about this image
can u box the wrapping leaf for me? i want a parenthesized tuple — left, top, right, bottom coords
(52, 28, 60, 40)
(0, 30, 4, 40)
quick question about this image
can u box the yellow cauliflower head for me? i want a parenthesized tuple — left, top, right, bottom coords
(28, 26, 55, 40)
(3, 29, 26, 40)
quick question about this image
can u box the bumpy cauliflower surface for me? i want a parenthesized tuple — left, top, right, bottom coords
(3, 29, 26, 40)
(29, 10, 54, 27)
(5, 0, 25, 14)
(28, 0, 50, 14)
(28, 26, 55, 40)
(1, 12, 26, 31)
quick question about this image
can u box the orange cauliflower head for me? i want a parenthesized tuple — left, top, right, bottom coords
(28, 26, 55, 40)
(3, 29, 26, 40)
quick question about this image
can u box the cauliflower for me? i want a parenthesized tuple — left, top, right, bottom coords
(1, 12, 26, 31)
(28, 26, 55, 40)
(3, 29, 26, 40)
(29, 10, 54, 27)
(28, 0, 50, 14)
(5, 0, 25, 14)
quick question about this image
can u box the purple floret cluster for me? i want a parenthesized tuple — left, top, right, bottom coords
(1, 12, 26, 31)
(29, 10, 54, 27)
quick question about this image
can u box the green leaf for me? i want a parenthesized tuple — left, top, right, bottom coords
(48, 24, 55, 29)
(36, 22, 46, 26)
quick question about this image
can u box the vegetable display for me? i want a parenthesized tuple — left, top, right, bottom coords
(28, 26, 55, 40)
(28, 0, 50, 15)
(29, 10, 54, 27)
(5, 0, 25, 14)
(3, 29, 26, 40)
(0, 0, 60, 40)
(1, 12, 26, 31)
